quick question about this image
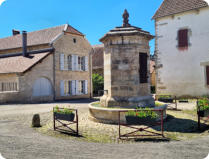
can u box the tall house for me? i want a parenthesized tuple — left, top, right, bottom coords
(153, 0, 209, 97)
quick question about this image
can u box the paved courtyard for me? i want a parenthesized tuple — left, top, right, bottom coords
(0, 99, 209, 159)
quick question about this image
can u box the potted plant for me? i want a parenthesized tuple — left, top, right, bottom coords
(54, 106, 75, 121)
(125, 108, 159, 125)
(158, 95, 173, 103)
(197, 98, 209, 117)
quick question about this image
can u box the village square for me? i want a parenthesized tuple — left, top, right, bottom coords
(0, 0, 209, 159)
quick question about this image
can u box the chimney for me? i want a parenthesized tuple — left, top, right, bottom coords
(22, 31, 28, 57)
(12, 29, 20, 36)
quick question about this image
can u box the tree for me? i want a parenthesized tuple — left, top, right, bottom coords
(92, 73, 104, 96)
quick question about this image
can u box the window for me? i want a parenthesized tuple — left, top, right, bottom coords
(78, 80, 85, 94)
(178, 29, 188, 48)
(60, 80, 88, 96)
(73, 38, 76, 43)
(206, 66, 209, 85)
(139, 53, 148, 83)
(0, 82, 18, 92)
(60, 53, 88, 71)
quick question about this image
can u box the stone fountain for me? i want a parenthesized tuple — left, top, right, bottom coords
(89, 10, 167, 124)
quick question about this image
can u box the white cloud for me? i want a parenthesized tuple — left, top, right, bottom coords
(0, 0, 6, 6)
(205, 0, 209, 5)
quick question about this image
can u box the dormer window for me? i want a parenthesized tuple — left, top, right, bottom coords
(178, 29, 188, 48)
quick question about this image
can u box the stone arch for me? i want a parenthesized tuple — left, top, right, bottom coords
(32, 77, 53, 97)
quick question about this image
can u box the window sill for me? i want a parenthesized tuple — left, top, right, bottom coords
(0, 91, 19, 94)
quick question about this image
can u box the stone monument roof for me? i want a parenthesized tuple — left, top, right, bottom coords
(100, 10, 154, 42)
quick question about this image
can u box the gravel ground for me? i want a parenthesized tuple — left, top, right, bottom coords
(0, 99, 209, 159)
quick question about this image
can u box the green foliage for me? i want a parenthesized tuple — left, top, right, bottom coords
(126, 108, 159, 119)
(151, 86, 156, 94)
(158, 95, 172, 99)
(54, 106, 74, 114)
(198, 98, 209, 111)
(92, 73, 104, 95)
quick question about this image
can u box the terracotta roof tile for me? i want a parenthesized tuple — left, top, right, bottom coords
(0, 24, 83, 51)
(153, 0, 208, 19)
(0, 52, 51, 74)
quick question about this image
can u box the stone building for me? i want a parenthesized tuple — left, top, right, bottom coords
(153, 0, 209, 97)
(0, 24, 92, 103)
(92, 44, 104, 76)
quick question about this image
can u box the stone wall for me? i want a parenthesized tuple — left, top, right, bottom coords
(0, 53, 53, 103)
(53, 33, 92, 100)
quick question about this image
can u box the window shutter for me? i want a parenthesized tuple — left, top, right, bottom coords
(178, 29, 188, 47)
(71, 80, 76, 95)
(85, 56, 89, 71)
(76, 55, 79, 71)
(60, 80, 64, 96)
(68, 55, 72, 70)
(60, 54, 64, 70)
(206, 66, 209, 85)
(139, 53, 148, 83)
(75, 80, 79, 95)
(85, 80, 88, 94)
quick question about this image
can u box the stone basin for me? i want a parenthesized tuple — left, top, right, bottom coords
(88, 101, 168, 124)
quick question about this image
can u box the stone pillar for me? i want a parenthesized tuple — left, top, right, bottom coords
(100, 10, 155, 108)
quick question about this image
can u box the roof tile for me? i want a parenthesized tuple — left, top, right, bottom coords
(153, 0, 208, 19)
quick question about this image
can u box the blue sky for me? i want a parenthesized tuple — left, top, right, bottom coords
(0, 0, 164, 53)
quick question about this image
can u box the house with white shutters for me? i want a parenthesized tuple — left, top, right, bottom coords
(153, 0, 209, 97)
(0, 24, 92, 103)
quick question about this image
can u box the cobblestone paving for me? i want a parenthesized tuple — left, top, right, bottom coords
(0, 99, 209, 159)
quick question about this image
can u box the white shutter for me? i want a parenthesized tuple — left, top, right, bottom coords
(60, 80, 64, 96)
(76, 80, 79, 95)
(75, 55, 78, 71)
(85, 56, 88, 71)
(72, 80, 76, 95)
(60, 54, 64, 70)
(71, 55, 75, 71)
(85, 80, 88, 94)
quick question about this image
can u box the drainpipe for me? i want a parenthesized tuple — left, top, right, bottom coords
(22, 31, 28, 57)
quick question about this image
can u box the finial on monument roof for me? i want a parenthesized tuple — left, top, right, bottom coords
(123, 9, 131, 27)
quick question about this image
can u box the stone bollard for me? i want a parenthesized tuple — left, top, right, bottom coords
(32, 114, 41, 127)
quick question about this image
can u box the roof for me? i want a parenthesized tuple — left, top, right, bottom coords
(100, 26, 154, 42)
(92, 44, 104, 69)
(0, 52, 51, 74)
(153, 0, 208, 19)
(0, 24, 84, 51)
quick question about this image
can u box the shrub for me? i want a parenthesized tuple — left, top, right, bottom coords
(198, 98, 209, 111)
(92, 73, 104, 95)
(126, 108, 158, 119)
(151, 86, 156, 94)
(54, 106, 73, 114)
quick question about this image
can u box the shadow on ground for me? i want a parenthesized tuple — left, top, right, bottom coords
(154, 115, 209, 133)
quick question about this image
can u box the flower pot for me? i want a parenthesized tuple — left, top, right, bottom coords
(198, 110, 209, 117)
(125, 116, 157, 125)
(158, 98, 173, 103)
(54, 113, 75, 121)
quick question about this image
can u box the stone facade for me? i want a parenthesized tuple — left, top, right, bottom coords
(0, 24, 92, 103)
(0, 53, 53, 103)
(100, 11, 154, 108)
(53, 33, 92, 100)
